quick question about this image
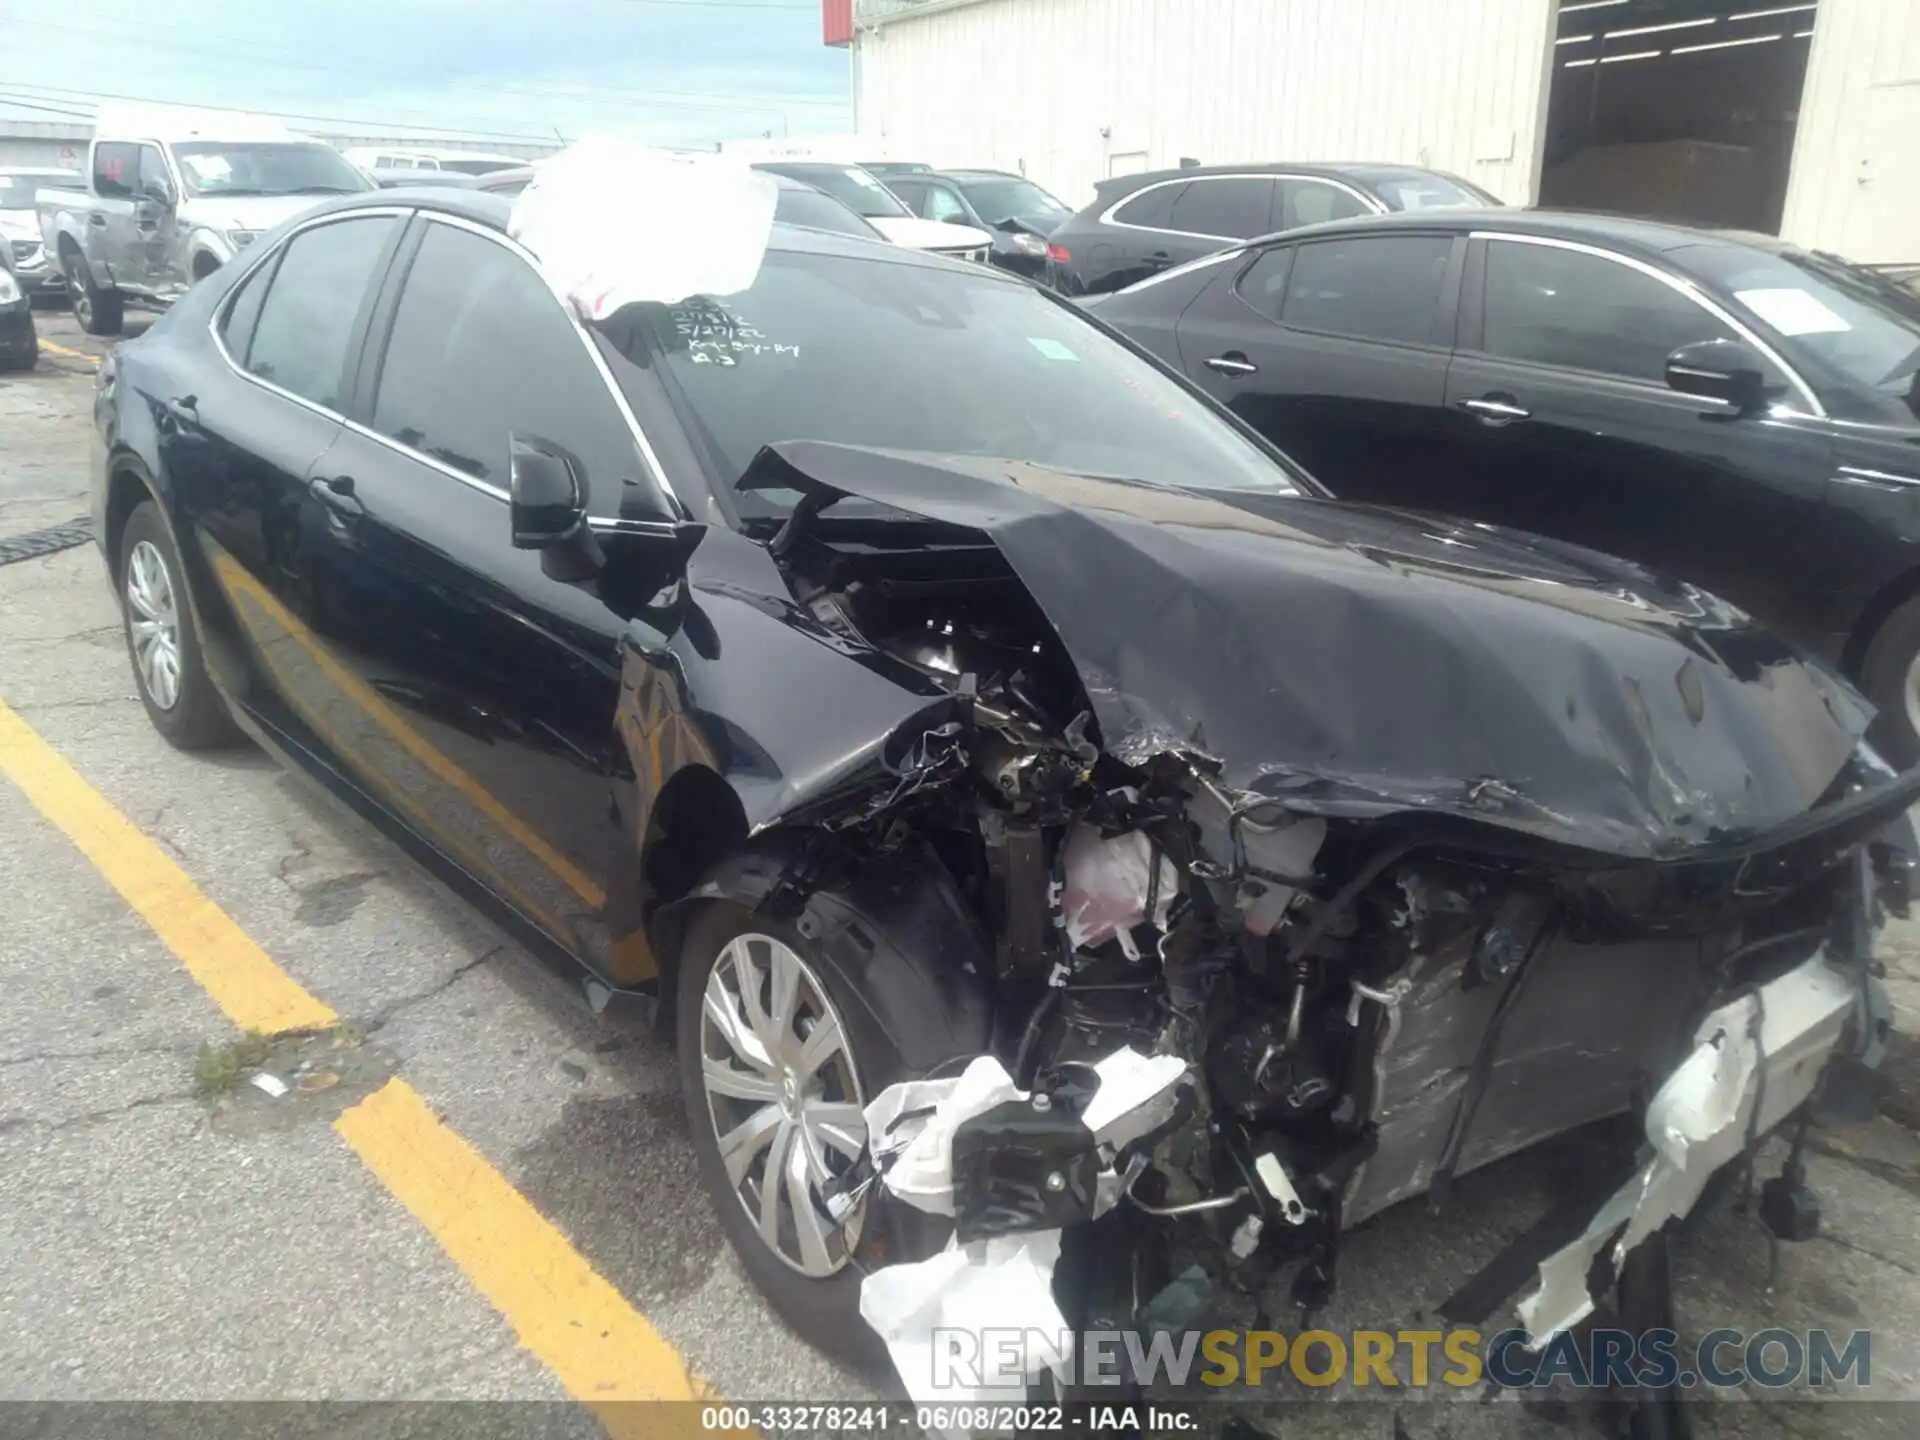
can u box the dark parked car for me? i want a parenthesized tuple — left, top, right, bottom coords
(371, 167, 480, 190)
(1094, 208, 1920, 761)
(1046, 162, 1499, 296)
(473, 164, 883, 241)
(0, 242, 37, 370)
(886, 168, 1071, 278)
(89, 187, 1909, 1384)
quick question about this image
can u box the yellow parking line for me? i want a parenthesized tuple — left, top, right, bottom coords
(0, 700, 336, 1034)
(0, 697, 705, 1419)
(38, 339, 101, 366)
(337, 1079, 709, 1414)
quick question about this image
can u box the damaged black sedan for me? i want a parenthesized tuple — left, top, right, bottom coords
(90, 179, 1914, 1397)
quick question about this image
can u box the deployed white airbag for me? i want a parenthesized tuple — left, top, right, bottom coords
(507, 139, 777, 319)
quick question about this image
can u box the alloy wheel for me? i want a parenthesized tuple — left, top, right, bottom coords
(1907, 651, 1920, 748)
(69, 263, 92, 328)
(126, 539, 183, 711)
(699, 932, 867, 1277)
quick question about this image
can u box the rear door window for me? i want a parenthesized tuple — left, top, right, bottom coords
(1111, 182, 1186, 230)
(1280, 179, 1371, 229)
(1234, 247, 1295, 323)
(369, 220, 641, 497)
(244, 216, 396, 409)
(1167, 177, 1277, 239)
(1281, 235, 1454, 345)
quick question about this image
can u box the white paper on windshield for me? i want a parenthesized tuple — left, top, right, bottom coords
(508, 138, 777, 320)
(1735, 287, 1852, 337)
(181, 155, 232, 185)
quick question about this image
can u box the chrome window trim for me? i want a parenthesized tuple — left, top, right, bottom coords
(1470, 231, 1827, 419)
(1098, 173, 1385, 244)
(207, 204, 685, 518)
(1834, 465, 1920, 491)
(1113, 246, 1246, 295)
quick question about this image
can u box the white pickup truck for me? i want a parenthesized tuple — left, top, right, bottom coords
(38, 107, 373, 335)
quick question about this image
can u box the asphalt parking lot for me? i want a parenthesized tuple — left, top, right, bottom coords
(5, 301, 1920, 1437)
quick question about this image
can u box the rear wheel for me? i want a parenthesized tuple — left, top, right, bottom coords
(118, 501, 239, 749)
(63, 248, 123, 336)
(1860, 594, 1920, 767)
(674, 900, 953, 1368)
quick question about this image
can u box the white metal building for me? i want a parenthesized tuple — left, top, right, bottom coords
(833, 0, 1920, 261)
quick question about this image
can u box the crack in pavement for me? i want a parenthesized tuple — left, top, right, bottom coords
(1815, 1228, 1920, 1279)
(360, 946, 505, 1033)
(0, 1088, 197, 1136)
(6, 624, 120, 647)
(0, 1037, 200, 1069)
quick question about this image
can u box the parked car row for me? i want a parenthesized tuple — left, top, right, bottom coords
(84, 171, 1915, 1385)
(1092, 207, 1920, 760)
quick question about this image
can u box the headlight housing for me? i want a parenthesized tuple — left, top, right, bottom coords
(0, 270, 21, 305)
(1007, 232, 1049, 256)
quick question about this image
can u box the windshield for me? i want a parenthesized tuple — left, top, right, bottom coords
(770, 165, 909, 219)
(774, 187, 883, 240)
(172, 142, 372, 198)
(1369, 173, 1494, 211)
(955, 177, 1069, 224)
(437, 157, 518, 176)
(1, 174, 73, 209)
(1681, 244, 1920, 415)
(601, 248, 1303, 519)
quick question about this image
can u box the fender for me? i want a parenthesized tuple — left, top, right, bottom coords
(651, 833, 994, 1071)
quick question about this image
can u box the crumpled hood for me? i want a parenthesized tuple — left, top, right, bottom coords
(749, 441, 1882, 860)
(180, 194, 339, 235)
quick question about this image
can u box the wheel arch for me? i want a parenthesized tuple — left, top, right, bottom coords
(649, 829, 995, 1072)
(1843, 565, 1920, 679)
(101, 455, 161, 580)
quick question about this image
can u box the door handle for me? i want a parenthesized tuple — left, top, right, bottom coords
(1458, 395, 1531, 424)
(310, 474, 364, 517)
(1204, 353, 1259, 377)
(1144, 250, 1173, 269)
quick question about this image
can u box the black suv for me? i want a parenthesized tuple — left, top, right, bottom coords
(1046, 161, 1499, 296)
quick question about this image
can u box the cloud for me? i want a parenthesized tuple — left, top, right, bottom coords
(0, 0, 851, 147)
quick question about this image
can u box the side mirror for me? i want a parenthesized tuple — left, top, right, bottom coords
(1665, 338, 1770, 414)
(509, 434, 603, 581)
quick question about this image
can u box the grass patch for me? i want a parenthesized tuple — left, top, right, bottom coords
(193, 1031, 275, 1099)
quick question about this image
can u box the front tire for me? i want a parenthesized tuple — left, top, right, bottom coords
(117, 501, 239, 750)
(675, 900, 954, 1368)
(1860, 594, 1920, 767)
(64, 249, 124, 336)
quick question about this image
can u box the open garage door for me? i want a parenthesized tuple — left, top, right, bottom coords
(1543, 1, 1819, 232)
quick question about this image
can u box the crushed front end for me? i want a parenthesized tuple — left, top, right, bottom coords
(657, 443, 1920, 1401)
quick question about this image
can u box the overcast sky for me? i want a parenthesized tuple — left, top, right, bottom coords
(0, 0, 852, 148)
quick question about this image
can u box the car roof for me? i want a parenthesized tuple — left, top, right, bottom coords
(1260, 206, 1786, 266)
(1093, 160, 1459, 194)
(303, 188, 1017, 276)
(928, 169, 1024, 183)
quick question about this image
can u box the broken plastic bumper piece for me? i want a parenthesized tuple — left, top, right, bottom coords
(1517, 951, 1860, 1342)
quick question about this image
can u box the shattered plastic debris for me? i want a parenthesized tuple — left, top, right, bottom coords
(248, 1072, 289, 1099)
(862, 1056, 1024, 1217)
(1079, 1047, 1189, 1151)
(1516, 954, 1856, 1341)
(859, 1229, 1069, 1410)
(508, 139, 777, 320)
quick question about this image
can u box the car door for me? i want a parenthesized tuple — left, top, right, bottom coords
(171, 211, 404, 745)
(133, 144, 184, 297)
(290, 213, 681, 982)
(1174, 231, 1461, 486)
(1092, 179, 1192, 292)
(1439, 234, 1835, 630)
(87, 141, 143, 289)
